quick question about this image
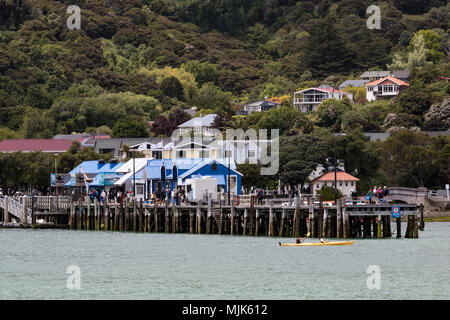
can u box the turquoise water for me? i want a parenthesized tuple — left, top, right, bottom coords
(0, 223, 449, 300)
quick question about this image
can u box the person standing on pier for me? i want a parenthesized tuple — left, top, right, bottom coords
(100, 189, 107, 204)
(257, 189, 263, 205)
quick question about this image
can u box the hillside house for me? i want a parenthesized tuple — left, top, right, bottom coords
(360, 70, 410, 82)
(177, 113, 218, 137)
(242, 100, 280, 115)
(311, 171, 360, 197)
(365, 76, 410, 102)
(293, 88, 353, 112)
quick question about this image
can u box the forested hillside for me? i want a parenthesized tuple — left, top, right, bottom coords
(0, 0, 448, 139)
(0, 0, 449, 193)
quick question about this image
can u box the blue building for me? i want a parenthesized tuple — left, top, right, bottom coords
(120, 158, 242, 200)
(62, 158, 242, 200)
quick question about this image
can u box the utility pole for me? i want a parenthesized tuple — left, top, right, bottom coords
(333, 133, 346, 205)
(334, 137, 337, 205)
(228, 152, 231, 205)
(132, 150, 135, 198)
(55, 154, 58, 196)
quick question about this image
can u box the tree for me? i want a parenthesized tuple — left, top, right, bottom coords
(191, 83, 232, 114)
(305, 16, 355, 78)
(161, 76, 184, 100)
(388, 34, 432, 70)
(150, 109, 192, 137)
(408, 30, 443, 62)
(279, 135, 327, 187)
(256, 107, 306, 136)
(24, 85, 52, 109)
(112, 117, 149, 138)
(319, 186, 343, 201)
(397, 85, 432, 116)
(237, 163, 277, 190)
(181, 60, 218, 86)
(19, 108, 55, 138)
(320, 130, 381, 194)
(377, 130, 448, 188)
(315, 99, 352, 131)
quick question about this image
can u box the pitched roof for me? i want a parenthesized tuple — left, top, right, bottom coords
(365, 76, 410, 87)
(295, 88, 351, 95)
(178, 114, 218, 128)
(338, 80, 369, 89)
(312, 171, 359, 183)
(179, 158, 241, 179)
(392, 70, 410, 79)
(0, 139, 73, 153)
(359, 71, 391, 78)
(244, 100, 280, 107)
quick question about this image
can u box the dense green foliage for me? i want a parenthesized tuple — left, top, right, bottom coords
(0, 0, 448, 139)
(0, 0, 448, 192)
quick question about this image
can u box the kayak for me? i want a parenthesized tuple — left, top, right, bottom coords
(279, 240, 355, 247)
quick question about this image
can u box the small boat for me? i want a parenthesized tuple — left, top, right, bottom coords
(279, 240, 355, 247)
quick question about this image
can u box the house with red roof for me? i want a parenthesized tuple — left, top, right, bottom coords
(293, 87, 354, 112)
(0, 139, 73, 154)
(365, 76, 410, 102)
(310, 171, 360, 197)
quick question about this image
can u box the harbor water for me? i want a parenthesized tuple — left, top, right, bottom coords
(0, 223, 449, 299)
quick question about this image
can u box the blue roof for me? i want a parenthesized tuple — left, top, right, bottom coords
(179, 158, 241, 179)
(69, 161, 102, 174)
(69, 161, 124, 175)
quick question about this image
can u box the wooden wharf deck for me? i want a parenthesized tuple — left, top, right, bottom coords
(0, 195, 423, 239)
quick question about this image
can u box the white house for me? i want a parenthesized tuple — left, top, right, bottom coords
(293, 88, 353, 112)
(365, 76, 410, 102)
(310, 171, 359, 197)
(177, 113, 218, 137)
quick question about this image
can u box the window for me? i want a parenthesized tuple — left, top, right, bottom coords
(176, 150, 185, 158)
(225, 150, 232, 158)
(136, 185, 144, 195)
(100, 148, 115, 154)
(351, 182, 354, 186)
(152, 151, 162, 159)
(383, 85, 394, 93)
(345, 182, 348, 187)
(316, 184, 319, 189)
(339, 182, 342, 187)
(248, 150, 256, 158)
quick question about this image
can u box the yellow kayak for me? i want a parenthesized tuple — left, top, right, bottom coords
(279, 240, 354, 247)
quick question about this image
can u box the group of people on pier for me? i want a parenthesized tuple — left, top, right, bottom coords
(366, 186, 389, 204)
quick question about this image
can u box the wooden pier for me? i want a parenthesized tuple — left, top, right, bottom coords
(0, 196, 423, 239)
